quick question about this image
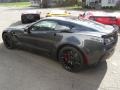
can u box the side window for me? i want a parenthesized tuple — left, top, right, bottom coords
(55, 23, 72, 31)
(30, 20, 57, 31)
(72, 25, 97, 32)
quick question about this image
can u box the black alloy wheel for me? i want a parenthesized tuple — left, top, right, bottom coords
(58, 46, 84, 72)
(2, 33, 15, 49)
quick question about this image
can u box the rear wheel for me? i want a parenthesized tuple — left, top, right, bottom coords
(2, 33, 15, 49)
(58, 46, 84, 72)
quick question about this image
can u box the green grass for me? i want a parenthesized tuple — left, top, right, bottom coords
(62, 5, 82, 10)
(0, 2, 31, 8)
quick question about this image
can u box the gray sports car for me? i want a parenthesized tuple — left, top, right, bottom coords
(2, 17, 118, 72)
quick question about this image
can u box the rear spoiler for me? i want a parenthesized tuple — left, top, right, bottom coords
(102, 30, 117, 38)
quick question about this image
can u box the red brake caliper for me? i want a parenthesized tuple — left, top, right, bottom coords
(64, 52, 71, 62)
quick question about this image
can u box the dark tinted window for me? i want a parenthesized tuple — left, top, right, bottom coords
(72, 25, 98, 32)
(55, 21, 73, 31)
(61, 17, 107, 32)
(71, 19, 107, 32)
(30, 20, 57, 31)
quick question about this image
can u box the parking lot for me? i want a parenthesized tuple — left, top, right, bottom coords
(0, 7, 120, 90)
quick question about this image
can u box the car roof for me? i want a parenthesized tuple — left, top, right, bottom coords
(44, 17, 107, 32)
(45, 16, 78, 22)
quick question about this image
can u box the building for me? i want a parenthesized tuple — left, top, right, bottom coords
(29, 0, 74, 7)
(0, 0, 12, 2)
(30, 0, 41, 7)
(0, 0, 27, 3)
(29, 0, 59, 7)
(85, 0, 119, 8)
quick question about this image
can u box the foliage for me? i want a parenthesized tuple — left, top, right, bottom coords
(0, 2, 31, 7)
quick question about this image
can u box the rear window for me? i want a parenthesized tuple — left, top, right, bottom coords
(70, 19, 108, 32)
(72, 25, 98, 32)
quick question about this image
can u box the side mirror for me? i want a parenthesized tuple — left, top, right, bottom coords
(24, 27, 31, 33)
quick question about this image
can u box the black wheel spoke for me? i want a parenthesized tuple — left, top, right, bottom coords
(59, 47, 83, 72)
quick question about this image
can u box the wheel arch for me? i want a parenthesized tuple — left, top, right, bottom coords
(2, 31, 7, 34)
(2, 31, 8, 38)
(57, 44, 88, 65)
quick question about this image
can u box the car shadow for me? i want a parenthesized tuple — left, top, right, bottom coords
(0, 42, 107, 90)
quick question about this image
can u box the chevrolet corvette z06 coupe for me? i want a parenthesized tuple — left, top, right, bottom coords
(2, 17, 118, 72)
(21, 10, 41, 24)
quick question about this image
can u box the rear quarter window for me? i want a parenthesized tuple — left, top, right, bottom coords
(72, 19, 107, 32)
(72, 25, 98, 32)
(54, 21, 74, 31)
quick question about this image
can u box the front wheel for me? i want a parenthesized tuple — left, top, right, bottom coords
(2, 33, 15, 49)
(58, 46, 84, 72)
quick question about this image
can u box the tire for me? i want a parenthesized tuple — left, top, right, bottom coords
(2, 33, 15, 49)
(58, 46, 84, 72)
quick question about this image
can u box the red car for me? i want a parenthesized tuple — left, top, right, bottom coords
(89, 16, 120, 26)
(79, 11, 120, 32)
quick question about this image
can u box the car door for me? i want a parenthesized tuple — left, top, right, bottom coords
(29, 20, 73, 52)
(17, 19, 73, 53)
(23, 20, 60, 52)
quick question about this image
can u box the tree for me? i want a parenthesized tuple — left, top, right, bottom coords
(116, 0, 120, 9)
(42, 0, 48, 8)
